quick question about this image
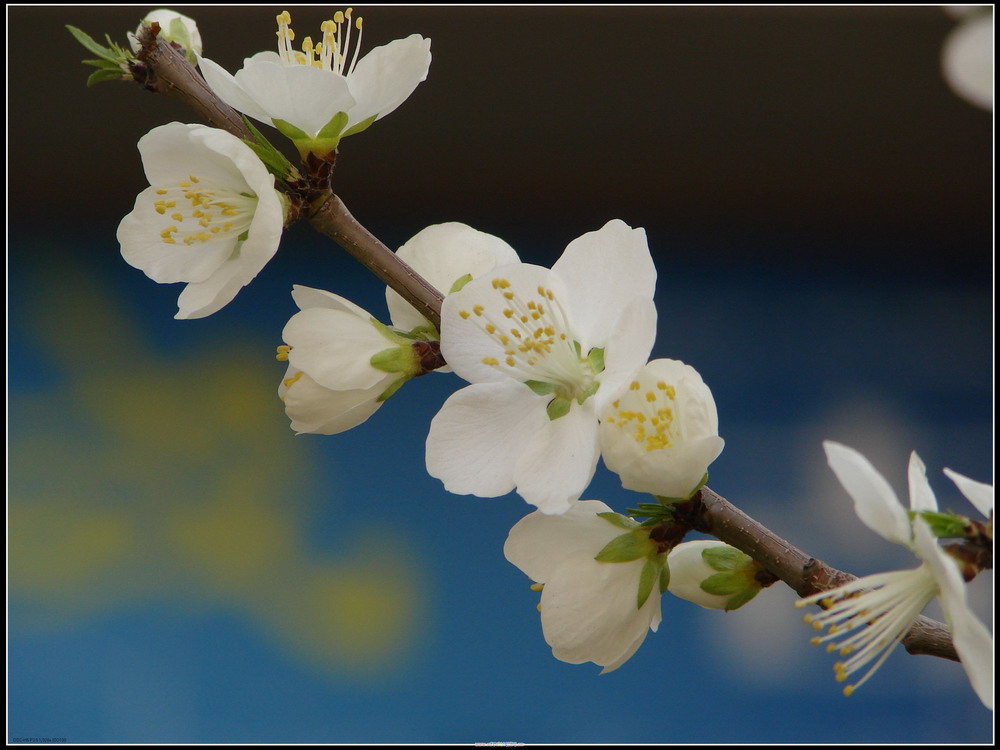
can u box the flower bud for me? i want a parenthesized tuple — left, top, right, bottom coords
(130, 9, 202, 60)
(666, 540, 762, 611)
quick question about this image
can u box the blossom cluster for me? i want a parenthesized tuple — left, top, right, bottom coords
(106, 8, 991, 701)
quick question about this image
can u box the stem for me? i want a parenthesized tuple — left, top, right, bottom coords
(693, 486, 959, 661)
(131, 21, 962, 665)
(309, 195, 444, 330)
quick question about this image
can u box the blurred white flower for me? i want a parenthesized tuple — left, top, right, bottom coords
(426, 219, 657, 514)
(504, 500, 664, 673)
(129, 9, 202, 60)
(797, 442, 993, 708)
(278, 285, 418, 435)
(600, 358, 724, 500)
(942, 9, 993, 110)
(199, 9, 431, 155)
(117, 122, 284, 319)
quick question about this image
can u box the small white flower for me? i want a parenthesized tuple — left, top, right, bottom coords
(198, 9, 431, 155)
(504, 500, 664, 673)
(385, 222, 521, 335)
(129, 9, 203, 59)
(426, 219, 658, 514)
(278, 285, 416, 435)
(666, 540, 762, 611)
(797, 442, 993, 708)
(600, 358, 724, 499)
(942, 10, 993, 111)
(117, 122, 285, 319)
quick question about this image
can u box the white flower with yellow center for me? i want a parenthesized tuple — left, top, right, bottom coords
(278, 285, 420, 435)
(504, 500, 665, 673)
(600, 358, 724, 500)
(797, 442, 993, 708)
(117, 122, 285, 319)
(426, 219, 657, 514)
(198, 9, 431, 156)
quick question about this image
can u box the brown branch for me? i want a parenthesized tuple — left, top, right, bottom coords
(692, 486, 959, 661)
(130, 18, 962, 665)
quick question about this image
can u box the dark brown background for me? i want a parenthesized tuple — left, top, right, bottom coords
(9, 5, 992, 276)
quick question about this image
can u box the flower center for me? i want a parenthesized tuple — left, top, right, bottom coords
(458, 277, 602, 405)
(605, 380, 678, 452)
(275, 8, 364, 76)
(154, 176, 257, 247)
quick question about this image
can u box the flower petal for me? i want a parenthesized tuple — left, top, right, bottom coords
(503, 500, 618, 583)
(232, 60, 356, 137)
(175, 258, 246, 319)
(197, 56, 277, 126)
(550, 220, 656, 351)
(346, 35, 431, 129)
(595, 296, 658, 407)
(943, 468, 994, 519)
(823, 441, 912, 546)
(280, 367, 387, 435)
(283, 307, 390, 391)
(913, 521, 994, 710)
(440, 263, 568, 385)
(426, 381, 550, 498)
(906, 452, 939, 513)
(387, 222, 520, 332)
(513, 402, 601, 514)
(137, 122, 245, 190)
(541, 554, 659, 671)
(291, 284, 371, 318)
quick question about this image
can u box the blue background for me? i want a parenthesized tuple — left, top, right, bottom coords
(8, 6, 992, 743)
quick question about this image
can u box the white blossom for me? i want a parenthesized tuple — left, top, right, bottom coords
(198, 9, 431, 155)
(797, 442, 993, 708)
(117, 122, 284, 319)
(600, 358, 724, 499)
(504, 500, 663, 673)
(426, 219, 658, 514)
(129, 9, 202, 59)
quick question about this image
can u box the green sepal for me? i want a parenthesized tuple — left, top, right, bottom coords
(573, 340, 583, 358)
(86, 67, 126, 86)
(699, 571, 745, 596)
(525, 380, 556, 396)
(724, 588, 760, 612)
(370, 346, 414, 374)
(449, 273, 473, 294)
(594, 530, 651, 563)
(165, 16, 197, 62)
(653, 473, 709, 504)
(659, 563, 671, 593)
(546, 397, 571, 421)
(66, 25, 118, 61)
(370, 318, 415, 348)
(596, 511, 639, 530)
(912, 510, 970, 539)
(702, 544, 751, 572)
(406, 324, 440, 341)
(273, 118, 311, 142)
(587, 347, 605, 374)
(637, 557, 662, 609)
(317, 111, 349, 141)
(82, 58, 122, 70)
(576, 380, 600, 405)
(376, 374, 410, 402)
(273, 117, 342, 158)
(341, 113, 378, 139)
(241, 115, 300, 182)
(237, 230, 250, 242)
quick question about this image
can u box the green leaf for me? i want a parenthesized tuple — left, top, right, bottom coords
(916, 510, 970, 539)
(341, 113, 378, 139)
(66, 25, 117, 61)
(524, 380, 556, 396)
(241, 116, 297, 179)
(546, 397, 571, 421)
(244, 140, 292, 180)
(317, 111, 349, 141)
(701, 545, 749, 572)
(448, 273, 473, 294)
(86, 68, 126, 86)
(637, 558, 661, 609)
(596, 511, 639, 530)
(724, 588, 760, 612)
(82, 58, 122, 69)
(699, 571, 744, 596)
(377, 374, 409, 402)
(587, 347, 605, 373)
(594, 531, 649, 563)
